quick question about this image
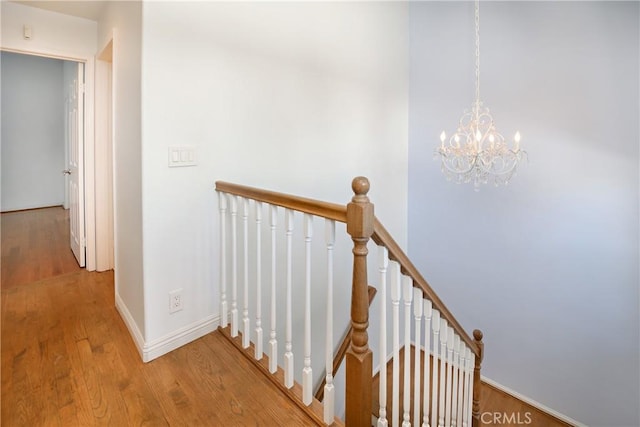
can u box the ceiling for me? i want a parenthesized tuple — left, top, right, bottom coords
(11, 1, 108, 21)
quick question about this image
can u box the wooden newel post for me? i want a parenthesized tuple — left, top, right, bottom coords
(472, 329, 484, 427)
(345, 176, 374, 427)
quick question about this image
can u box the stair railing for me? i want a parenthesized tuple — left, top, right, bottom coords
(215, 177, 483, 427)
(371, 218, 484, 427)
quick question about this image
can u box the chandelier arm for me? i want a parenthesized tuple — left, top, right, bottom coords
(476, 162, 518, 176)
(439, 156, 478, 175)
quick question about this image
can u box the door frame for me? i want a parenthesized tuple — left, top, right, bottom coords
(0, 46, 103, 272)
(95, 34, 115, 271)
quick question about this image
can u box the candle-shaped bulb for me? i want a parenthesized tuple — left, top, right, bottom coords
(514, 131, 521, 151)
(440, 131, 446, 143)
(454, 134, 460, 148)
(489, 134, 495, 143)
(475, 129, 482, 142)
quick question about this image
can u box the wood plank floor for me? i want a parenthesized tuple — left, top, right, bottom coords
(372, 346, 574, 427)
(1, 206, 81, 289)
(1, 208, 318, 426)
(1, 270, 320, 426)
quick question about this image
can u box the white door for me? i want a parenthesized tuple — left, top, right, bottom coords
(68, 62, 85, 267)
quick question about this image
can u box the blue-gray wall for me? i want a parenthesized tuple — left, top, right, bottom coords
(409, 2, 639, 426)
(1, 52, 65, 211)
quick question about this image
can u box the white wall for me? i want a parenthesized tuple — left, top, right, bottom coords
(1, 52, 65, 211)
(97, 1, 144, 344)
(140, 0, 408, 358)
(0, 1, 96, 58)
(409, 2, 639, 426)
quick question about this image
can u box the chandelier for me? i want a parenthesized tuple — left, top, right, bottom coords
(435, 0, 525, 190)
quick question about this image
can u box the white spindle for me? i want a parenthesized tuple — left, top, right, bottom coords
(230, 195, 238, 337)
(268, 205, 278, 373)
(324, 220, 336, 424)
(456, 347, 466, 426)
(218, 192, 228, 328)
(402, 276, 413, 427)
(242, 198, 250, 348)
(463, 351, 475, 427)
(422, 300, 432, 427)
(391, 261, 401, 427)
(452, 336, 461, 427)
(460, 346, 471, 427)
(445, 327, 454, 427)
(377, 246, 389, 427)
(284, 209, 294, 389)
(413, 288, 423, 427)
(438, 319, 448, 427)
(431, 309, 441, 427)
(302, 214, 313, 405)
(255, 201, 263, 360)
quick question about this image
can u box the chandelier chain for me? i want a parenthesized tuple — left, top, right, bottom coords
(475, 0, 480, 108)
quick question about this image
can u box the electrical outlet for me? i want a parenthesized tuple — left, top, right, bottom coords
(169, 289, 183, 313)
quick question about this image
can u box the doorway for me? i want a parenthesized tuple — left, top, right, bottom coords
(0, 47, 114, 273)
(0, 51, 87, 267)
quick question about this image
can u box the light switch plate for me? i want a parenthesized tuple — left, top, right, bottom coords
(168, 146, 197, 167)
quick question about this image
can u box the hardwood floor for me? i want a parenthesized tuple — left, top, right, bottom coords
(1, 270, 320, 426)
(1, 208, 318, 426)
(1, 206, 81, 289)
(372, 346, 574, 427)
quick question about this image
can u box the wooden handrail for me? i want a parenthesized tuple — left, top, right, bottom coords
(372, 218, 481, 357)
(215, 181, 347, 223)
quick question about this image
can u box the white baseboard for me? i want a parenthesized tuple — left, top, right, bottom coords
(481, 376, 585, 427)
(115, 293, 220, 363)
(115, 293, 146, 359)
(142, 315, 219, 362)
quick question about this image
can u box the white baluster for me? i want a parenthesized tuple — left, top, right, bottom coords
(324, 220, 336, 424)
(218, 192, 228, 328)
(302, 214, 313, 405)
(413, 288, 424, 427)
(402, 276, 413, 427)
(422, 300, 432, 427)
(453, 339, 463, 427)
(242, 198, 250, 348)
(445, 327, 454, 427)
(268, 205, 278, 373)
(391, 261, 401, 427)
(255, 201, 263, 360)
(459, 348, 467, 426)
(463, 350, 474, 427)
(438, 319, 448, 427)
(284, 209, 294, 389)
(431, 309, 441, 427)
(377, 246, 389, 427)
(230, 195, 238, 337)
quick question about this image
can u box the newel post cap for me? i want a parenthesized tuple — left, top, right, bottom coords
(347, 177, 374, 238)
(351, 176, 370, 199)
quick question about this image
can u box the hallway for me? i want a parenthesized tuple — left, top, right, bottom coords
(0, 207, 318, 425)
(0, 207, 574, 426)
